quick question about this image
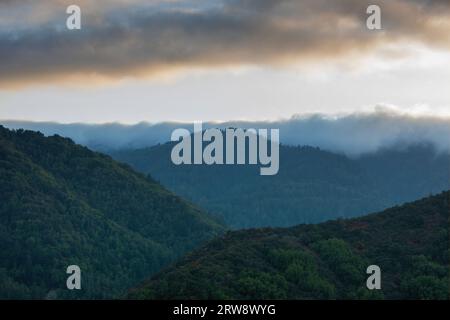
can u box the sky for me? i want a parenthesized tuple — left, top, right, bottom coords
(0, 0, 449, 123)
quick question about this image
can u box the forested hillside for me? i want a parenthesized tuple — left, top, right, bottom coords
(111, 141, 450, 228)
(0, 126, 224, 299)
(129, 192, 450, 300)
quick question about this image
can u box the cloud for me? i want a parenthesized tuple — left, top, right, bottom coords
(1, 0, 449, 87)
(2, 108, 450, 156)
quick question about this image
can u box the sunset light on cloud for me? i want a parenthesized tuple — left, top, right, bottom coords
(0, 0, 449, 122)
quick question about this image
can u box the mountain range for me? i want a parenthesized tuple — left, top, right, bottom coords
(1, 125, 448, 300)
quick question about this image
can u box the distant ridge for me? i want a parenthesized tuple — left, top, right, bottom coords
(111, 141, 450, 228)
(3, 110, 450, 155)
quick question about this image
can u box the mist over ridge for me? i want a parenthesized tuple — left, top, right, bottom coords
(2, 109, 449, 156)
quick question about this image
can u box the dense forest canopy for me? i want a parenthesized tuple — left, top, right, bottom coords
(0, 126, 224, 299)
(129, 192, 449, 300)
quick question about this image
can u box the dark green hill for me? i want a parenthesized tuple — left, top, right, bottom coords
(129, 192, 449, 300)
(0, 126, 223, 299)
(111, 141, 449, 228)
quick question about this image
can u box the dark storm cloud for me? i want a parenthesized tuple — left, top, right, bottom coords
(0, 0, 449, 86)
